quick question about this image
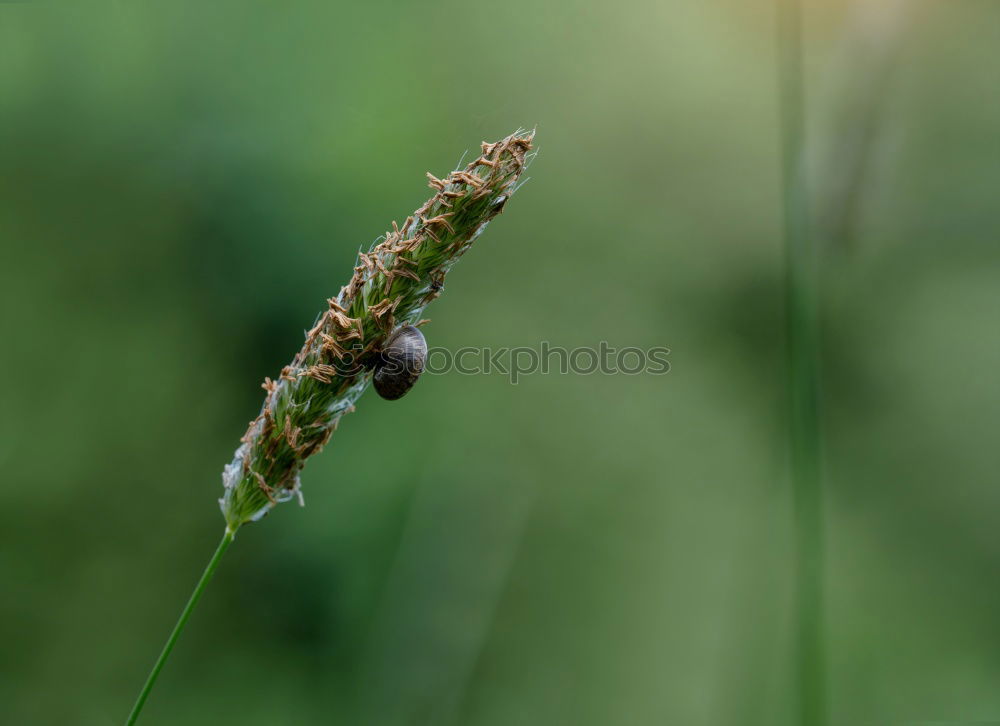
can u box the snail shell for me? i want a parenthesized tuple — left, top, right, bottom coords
(373, 325, 427, 401)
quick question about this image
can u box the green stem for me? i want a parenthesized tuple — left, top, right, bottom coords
(126, 529, 235, 725)
(776, 1, 825, 725)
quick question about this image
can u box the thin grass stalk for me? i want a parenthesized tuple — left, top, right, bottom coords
(125, 531, 233, 726)
(776, 2, 825, 725)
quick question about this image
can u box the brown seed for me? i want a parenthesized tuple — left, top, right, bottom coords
(373, 325, 427, 401)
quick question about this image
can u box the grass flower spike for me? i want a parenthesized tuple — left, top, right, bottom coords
(126, 130, 534, 725)
(221, 130, 534, 533)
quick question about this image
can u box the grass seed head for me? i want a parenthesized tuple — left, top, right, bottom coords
(219, 130, 535, 532)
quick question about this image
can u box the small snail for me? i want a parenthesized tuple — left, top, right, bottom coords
(373, 325, 427, 400)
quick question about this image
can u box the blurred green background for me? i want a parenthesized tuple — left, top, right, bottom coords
(2, 1, 999, 724)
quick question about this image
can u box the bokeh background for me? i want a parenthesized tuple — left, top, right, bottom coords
(2, 1, 999, 724)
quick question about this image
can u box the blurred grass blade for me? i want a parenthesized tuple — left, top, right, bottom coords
(814, 0, 912, 252)
(776, 1, 825, 724)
